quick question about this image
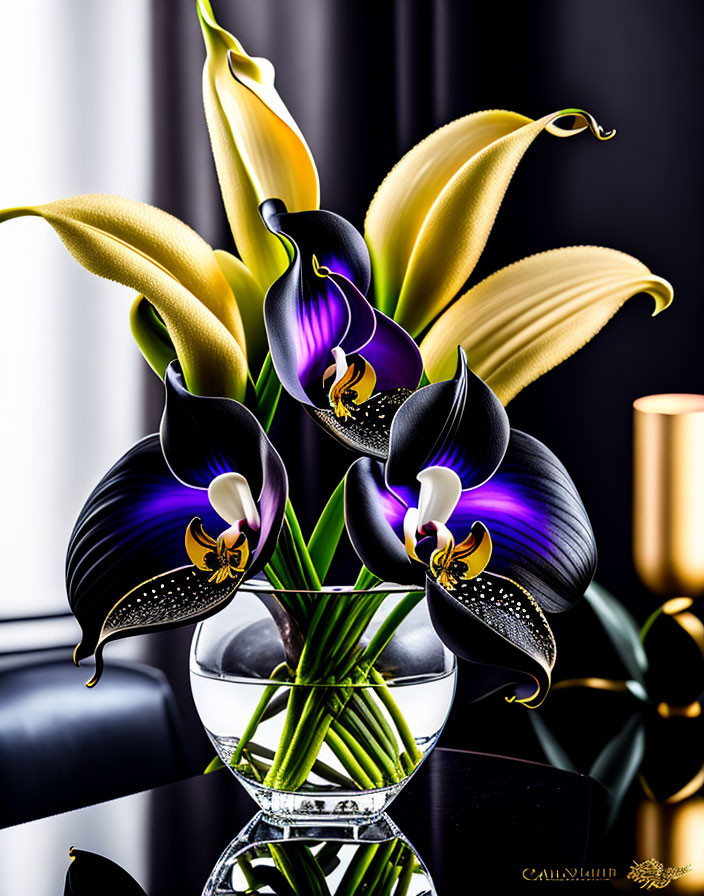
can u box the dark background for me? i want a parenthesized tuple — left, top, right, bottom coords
(148, 0, 704, 759)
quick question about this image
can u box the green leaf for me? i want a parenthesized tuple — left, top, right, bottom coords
(589, 714, 645, 831)
(254, 352, 282, 431)
(204, 755, 225, 774)
(129, 295, 178, 379)
(354, 566, 382, 590)
(528, 712, 578, 774)
(307, 479, 346, 583)
(585, 581, 649, 687)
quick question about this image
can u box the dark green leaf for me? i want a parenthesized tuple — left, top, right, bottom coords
(585, 582, 648, 687)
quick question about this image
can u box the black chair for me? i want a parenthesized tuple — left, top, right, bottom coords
(0, 656, 190, 827)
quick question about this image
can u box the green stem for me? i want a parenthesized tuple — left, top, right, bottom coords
(229, 663, 289, 767)
(370, 668, 422, 764)
(350, 691, 398, 762)
(358, 591, 424, 673)
(267, 689, 333, 790)
(334, 844, 379, 896)
(355, 841, 397, 895)
(265, 685, 310, 784)
(325, 726, 376, 790)
(241, 739, 354, 789)
(373, 841, 405, 895)
(640, 603, 667, 643)
(270, 843, 332, 896)
(337, 705, 400, 783)
(354, 688, 400, 761)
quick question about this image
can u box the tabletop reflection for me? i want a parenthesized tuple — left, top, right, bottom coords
(63, 814, 434, 896)
(203, 813, 434, 896)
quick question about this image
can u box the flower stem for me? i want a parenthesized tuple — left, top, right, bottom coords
(370, 668, 422, 764)
(325, 726, 376, 790)
(229, 663, 289, 767)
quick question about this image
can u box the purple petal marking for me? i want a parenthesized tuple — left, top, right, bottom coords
(295, 273, 351, 391)
(448, 430, 597, 612)
(361, 310, 423, 392)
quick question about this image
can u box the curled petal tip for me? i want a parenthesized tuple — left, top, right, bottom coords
(549, 108, 616, 141)
(648, 275, 675, 315)
(504, 681, 548, 709)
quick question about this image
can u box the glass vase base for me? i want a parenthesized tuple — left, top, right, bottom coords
(238, 775, 407, 825)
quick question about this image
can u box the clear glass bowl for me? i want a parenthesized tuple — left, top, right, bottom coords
(190, 582, 456, 823)
(202, 812, 437, 896)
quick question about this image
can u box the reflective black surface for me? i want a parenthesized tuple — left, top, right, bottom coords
(0, 747, 616, 895)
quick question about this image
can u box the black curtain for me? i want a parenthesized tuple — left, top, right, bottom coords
(148, 0, 704, 757)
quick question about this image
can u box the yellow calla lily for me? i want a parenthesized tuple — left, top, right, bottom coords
(365, 108, 614, 336)
(0, 195, 248, 400)
(197, 0, 319, 291)
(214, 249, 267, 375)
(420, 246, 674, 405)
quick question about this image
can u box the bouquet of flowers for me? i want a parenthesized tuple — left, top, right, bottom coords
(0, 0, 672, 811)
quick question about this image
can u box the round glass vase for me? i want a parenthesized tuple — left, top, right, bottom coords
(190, 582, 456, 823)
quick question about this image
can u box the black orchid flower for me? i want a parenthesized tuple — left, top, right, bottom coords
(66, 361, 287, 686)
(345, 349, 597, 707)
(261, 199, 423, 458)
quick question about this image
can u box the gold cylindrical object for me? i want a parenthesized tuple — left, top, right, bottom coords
(635, 799, 704, 893)
(633, 394, 704, 597)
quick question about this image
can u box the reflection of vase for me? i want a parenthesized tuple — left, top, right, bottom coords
(190, 583, 456, 822)
(635, 798, 704, 894)
(202, 812, 436, 896)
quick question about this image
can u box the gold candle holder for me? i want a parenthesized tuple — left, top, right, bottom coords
(633, 394, 704, 598)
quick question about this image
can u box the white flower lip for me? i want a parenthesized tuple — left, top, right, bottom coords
(415, 466, 462, 531)
(331, 346, 348, 387)
(208, 472, 261, 531)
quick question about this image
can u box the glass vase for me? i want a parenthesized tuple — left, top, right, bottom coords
(190, 582, 456, 823)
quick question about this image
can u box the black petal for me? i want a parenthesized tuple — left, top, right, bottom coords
(344, 457, 424, 586)
(452, 430, 597, 612)
(161, 361, 281, 496)
(386, 347, 509, 491)
(65, 848, 147, 896)
(85, 565, 246, 687)
(426, 573, 556, 708)
(66, 435, 220, 670)
(308, 388, 412, 459)
(261, 199, 371, 293)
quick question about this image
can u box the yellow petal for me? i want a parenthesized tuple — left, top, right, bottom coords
(0, 195, 247, 399)
(214, 249, 267, 374)
(420, 246, 673, 405)
(198, 0, 319, 290)
(365, 108, 614, 335)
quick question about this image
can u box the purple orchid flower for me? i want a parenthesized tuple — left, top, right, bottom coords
(67, 361, 287, 686)
(345, 349, 597, 707)
(261, 199, 423, 458)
